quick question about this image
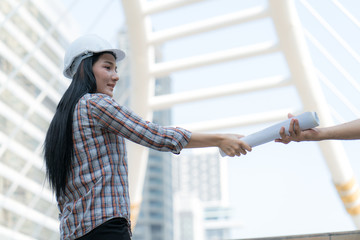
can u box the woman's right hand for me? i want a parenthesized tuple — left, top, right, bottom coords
(218, 134, 252, 157)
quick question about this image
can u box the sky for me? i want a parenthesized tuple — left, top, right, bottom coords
(59, 0, 360, 238)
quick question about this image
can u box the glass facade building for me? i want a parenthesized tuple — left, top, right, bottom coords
(173, 149, 241, 240)
(0, 0, 75, 239)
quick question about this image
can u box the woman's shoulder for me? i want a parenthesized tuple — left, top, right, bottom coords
(81, 93, 112, 100)
(78, 93, 118, 110)
(78, 93, 113, 104)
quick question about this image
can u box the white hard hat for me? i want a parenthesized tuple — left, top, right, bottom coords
(63, 34, 125, 79)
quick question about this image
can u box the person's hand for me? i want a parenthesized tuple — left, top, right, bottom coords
(275, 113, 319, 144)
(219, 134, 252, 157)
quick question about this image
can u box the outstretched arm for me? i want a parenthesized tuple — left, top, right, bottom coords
(318, 119, 360, 140)
(276, 113, 360, 143)
(185, 132, 252, 157)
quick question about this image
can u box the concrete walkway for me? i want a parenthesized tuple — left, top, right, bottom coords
(239, 230, 360, 240)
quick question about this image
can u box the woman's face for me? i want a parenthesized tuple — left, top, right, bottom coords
(92, 53, 119, 97)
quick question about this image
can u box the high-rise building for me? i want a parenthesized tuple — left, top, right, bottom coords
(133, 107, 174, 240)
(115, 31, 174, 240)
(173, 148, 241, 240)
(0, 0, 76, 239)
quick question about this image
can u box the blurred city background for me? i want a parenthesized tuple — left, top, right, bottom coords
(1, 0, 360, 239)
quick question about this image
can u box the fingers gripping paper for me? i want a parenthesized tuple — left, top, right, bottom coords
(220, 112, 320, 157)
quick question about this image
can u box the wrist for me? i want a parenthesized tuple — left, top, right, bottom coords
(315, 128, 327, 141)
(213, 134, 226, 147)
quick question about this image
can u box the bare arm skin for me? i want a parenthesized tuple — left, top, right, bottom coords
(185, 132, 252, 157)
(276, 113, 360, 144)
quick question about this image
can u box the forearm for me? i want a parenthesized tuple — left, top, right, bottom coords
(184, 132, 225, 148)
(319, 119, 360, 140)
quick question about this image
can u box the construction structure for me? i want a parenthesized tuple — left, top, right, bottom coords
(121, 0, 360, 229)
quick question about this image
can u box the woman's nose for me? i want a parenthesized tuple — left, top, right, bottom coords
(112, 72, 119, 81)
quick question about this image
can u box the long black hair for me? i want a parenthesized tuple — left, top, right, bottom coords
(44, 52, 110, 198)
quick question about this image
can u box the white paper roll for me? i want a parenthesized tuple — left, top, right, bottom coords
(220, 112, 319, 157)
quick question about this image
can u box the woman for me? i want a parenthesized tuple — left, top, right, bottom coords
(44, 34, 251, 240)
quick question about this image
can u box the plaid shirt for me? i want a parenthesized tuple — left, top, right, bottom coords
(57, 93, 191, 239)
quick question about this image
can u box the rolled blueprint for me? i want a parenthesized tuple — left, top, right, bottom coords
(220, 112, 319, 157)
